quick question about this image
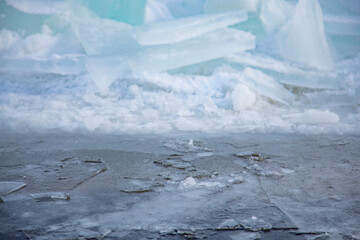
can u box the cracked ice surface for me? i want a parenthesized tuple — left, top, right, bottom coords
(0, 133, 359, 239)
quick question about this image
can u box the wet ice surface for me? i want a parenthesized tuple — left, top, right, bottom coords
(0, 133, 359, 240)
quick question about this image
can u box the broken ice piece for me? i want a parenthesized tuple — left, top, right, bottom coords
(239, 216, 272, 231)
(133, 10, 248, 45)
(31, 192, 70, 202)
(0, 181, 26, 196)
(238, 68, 294, 105)
(234, 152, 270, 161)
(129, 28, 255, 72)
(227, 53, 341, 89)
(216, 219, 241, 230)
(71, 3, 137, 56)
(279, 0, 333, 70)
(228, 175, 244, 184)
(119, 179, 157, 193)
(179, 177, 197, 189)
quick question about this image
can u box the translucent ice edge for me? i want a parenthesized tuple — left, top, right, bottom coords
(0, 0, 359, 135)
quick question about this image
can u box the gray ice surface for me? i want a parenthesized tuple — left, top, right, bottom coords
(0, 132, 359, 240)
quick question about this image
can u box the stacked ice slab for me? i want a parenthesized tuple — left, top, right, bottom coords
(0, 0, 359, 91)
(69, 0, 353, 89)
(69, 0, 256, 89)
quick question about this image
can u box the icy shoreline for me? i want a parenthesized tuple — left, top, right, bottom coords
(1, 132, 359, 239)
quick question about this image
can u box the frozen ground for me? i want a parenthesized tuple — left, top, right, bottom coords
(0, 132, 359, 240)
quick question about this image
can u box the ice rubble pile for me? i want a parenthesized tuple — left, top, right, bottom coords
(1, 1, 359, 79)
(1, 1, 359, 83)
(0, 0, 359, 132)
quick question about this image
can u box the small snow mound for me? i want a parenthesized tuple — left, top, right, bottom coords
(179, 177, 197, 189)
(231, 83, 256, 111)
(294, 109, 340, 125)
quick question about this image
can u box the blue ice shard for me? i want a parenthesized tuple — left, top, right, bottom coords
(279, 0, 333, 70)
(133, 10, 248, 46)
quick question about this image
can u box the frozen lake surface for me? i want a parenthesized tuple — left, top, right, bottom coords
(1, 132, 359, 240)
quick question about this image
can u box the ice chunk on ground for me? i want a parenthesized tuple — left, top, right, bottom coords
(228, 175, 244, 184)
(129, 28, 255, 72)
(239, 216, 272, 232)
(216, 219, 241, 230)
(179, 177, 197, 189)
(260, 0, 293, 33)
(119, 179, 156, 193)
(205, 0, 259, 13)
(231, 83, 256, 111)
(31, 192, 70, 202)
(279, 0, 333, 70)
(0, 181, 26, 196)
(133, 10, 248, 46)
(163, 138, 213, 153)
